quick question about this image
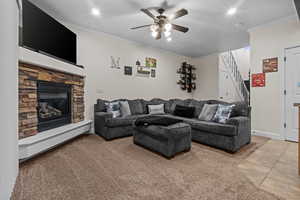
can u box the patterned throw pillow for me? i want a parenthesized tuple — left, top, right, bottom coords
(213, 104, 235, 124)
(105, 102, 121, 118)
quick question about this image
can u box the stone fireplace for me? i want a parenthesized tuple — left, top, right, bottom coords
(19, 62, 85, 139)
(37, 81, 72, 132)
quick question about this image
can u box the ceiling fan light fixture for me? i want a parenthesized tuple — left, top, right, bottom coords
(131, 8, 189, 40)
(169, 14, 175, 20)
(164, 31, 171, 37)
(150, 24, 159, 32)
(151, 31, 158, 38)
(165, 23, 172, 31)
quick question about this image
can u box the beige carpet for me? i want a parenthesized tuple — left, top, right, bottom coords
(12, 135, 283, 200)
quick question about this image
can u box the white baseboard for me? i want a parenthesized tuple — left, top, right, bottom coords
(19, 120, 92, 160)
(251, 130, 284, 140)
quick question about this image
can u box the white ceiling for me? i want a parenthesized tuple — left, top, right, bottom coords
(29, 0, 296, 57)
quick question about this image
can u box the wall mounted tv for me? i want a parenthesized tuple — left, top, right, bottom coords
(21, 0, 77, 65)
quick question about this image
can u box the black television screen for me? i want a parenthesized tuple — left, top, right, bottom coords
(22, 0, 77, 64)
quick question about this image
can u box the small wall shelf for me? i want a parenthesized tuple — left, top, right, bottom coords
(177, 62, 196, 93)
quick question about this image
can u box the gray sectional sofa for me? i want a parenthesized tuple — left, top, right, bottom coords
(94, 98, 251, 153)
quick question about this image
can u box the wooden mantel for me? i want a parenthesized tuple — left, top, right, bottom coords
(293, 103, 300, 175)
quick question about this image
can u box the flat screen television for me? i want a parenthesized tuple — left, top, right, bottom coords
(21, 0, 77, 65)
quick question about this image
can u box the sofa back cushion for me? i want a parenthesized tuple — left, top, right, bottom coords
(230, 102, 250, 117)
(170, 99, 190, 114)
(95, 99, 109, 112)
(128, 99, 144, 115)
(188, 99, 207, 118)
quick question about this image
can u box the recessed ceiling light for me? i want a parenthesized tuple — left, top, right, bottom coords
(227, 7, 237, 16)
(91, 8, 100, 16)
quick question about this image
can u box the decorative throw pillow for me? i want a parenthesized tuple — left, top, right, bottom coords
(213, 104, 235, 124)
(198, 104, 218, 121)
(148, 104, 165, 115)
(174, 104, 195, 118)
(119, 101, 131, 117)
(105, 102, 121, 118)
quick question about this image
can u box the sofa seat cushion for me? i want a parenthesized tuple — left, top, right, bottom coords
(106, 114, 148, 127)
(160, 115, 237, 137)
(191, 121, 237, 137)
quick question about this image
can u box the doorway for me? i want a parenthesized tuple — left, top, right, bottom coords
(285, 46, 300, 142)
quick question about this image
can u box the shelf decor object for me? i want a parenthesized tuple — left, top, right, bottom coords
(177, 62, 196, 93)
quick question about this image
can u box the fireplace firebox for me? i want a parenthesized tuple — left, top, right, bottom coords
(37, 81, 72, 132)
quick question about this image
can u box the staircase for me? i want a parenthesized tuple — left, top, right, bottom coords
(220, 51, 250, 104)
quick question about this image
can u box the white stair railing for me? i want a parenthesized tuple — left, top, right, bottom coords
(221, 51, 250, 104)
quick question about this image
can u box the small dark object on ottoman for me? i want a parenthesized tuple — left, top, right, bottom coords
(134, 121, 191, 158)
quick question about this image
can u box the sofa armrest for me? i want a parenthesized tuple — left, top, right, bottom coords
(226, 116, 248, 126)
(94, 112, 113, 137)
(95, 112, 113, 126)
(226, 116, 250, 137)
(95, 112, 113, 118)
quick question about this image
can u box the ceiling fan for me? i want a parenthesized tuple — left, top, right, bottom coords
(131, 8, 189, 41)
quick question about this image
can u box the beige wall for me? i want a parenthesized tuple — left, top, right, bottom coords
(67, 25, 192, 123)
(249, 16, 300, 139)
(191, 54, 219, 100)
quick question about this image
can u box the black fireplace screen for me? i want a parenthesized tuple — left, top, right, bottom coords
(37, 81, 71, 132)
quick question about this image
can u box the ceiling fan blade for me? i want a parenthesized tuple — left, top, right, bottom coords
(131, 24, 153, 30)
(170, 9, 188, 20)
(156, 32, 162, 40)
(172, 24, 189, 33)
(141, 9, 157, 20)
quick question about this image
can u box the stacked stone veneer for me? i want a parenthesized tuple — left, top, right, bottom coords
(19, 62, 85, 139)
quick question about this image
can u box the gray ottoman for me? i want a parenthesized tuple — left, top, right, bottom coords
(133, 123, 192, 158)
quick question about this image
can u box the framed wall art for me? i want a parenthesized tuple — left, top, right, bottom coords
(146, 57, 157, 68)
(251, 73, 265, 87)
(124, 66, 132, 75)
(263, 57, 278, 73)
(151, 69, 156, 78)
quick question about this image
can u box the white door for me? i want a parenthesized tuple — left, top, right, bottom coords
(285, 47, 300, 142)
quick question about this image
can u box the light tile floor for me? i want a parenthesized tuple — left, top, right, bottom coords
(238, 140, 300, 200)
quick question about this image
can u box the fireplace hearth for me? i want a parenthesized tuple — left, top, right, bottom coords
(37, 81, 72, 132)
